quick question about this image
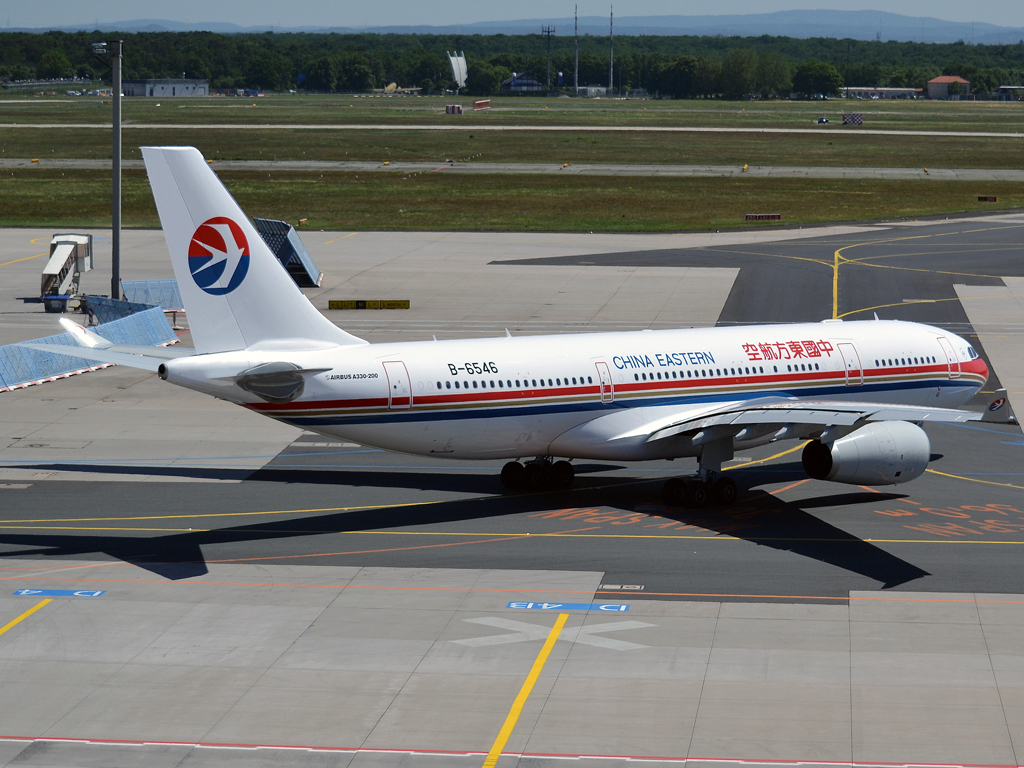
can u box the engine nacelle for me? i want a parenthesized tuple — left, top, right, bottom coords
(801, 421, 930, 486)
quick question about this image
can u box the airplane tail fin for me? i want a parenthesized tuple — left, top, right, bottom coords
(141, 146, 365, 354)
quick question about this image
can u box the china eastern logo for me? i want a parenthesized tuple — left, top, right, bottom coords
(187, 217, 250, 295)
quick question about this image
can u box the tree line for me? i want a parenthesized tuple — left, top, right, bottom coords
(1, 30, 1022, 97)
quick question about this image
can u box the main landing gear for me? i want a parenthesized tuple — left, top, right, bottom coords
(661, 474, 738, 508)
(501, 458, 574, 491)
(661, 437, 740, 508)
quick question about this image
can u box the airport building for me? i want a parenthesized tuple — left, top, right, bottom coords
(500, 72, 543, 93)
(123, 78, 209, 97)
(843, 86, 918, 99)
(926, 75, 971, 99)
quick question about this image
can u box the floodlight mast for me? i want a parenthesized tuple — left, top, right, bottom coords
(542, 25, 556, 89)
(574, 5, 578, 95)
(111, 40, 122, 299)
(609, 5, 614, 93)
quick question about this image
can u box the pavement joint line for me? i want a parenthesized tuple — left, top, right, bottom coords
(5, 734, 1015, 767)
(481, 612, 568, 768)
(0, 598, 50, 638)
(5, 574, 1024, 604)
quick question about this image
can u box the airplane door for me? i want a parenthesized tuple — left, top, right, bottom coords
(382, 361, 412, 409)
(837, 342, 863, 386)
(595, 361, 614, 403)
(936, 337, 961, 379)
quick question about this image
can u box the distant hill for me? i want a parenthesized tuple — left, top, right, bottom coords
(12, 10, 1024, 44)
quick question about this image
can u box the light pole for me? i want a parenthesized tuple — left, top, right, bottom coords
(110, 40, 122, 299)
(92, 40, 122, 299)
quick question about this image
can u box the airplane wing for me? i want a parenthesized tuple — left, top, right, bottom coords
(644, 393, 1014, 444)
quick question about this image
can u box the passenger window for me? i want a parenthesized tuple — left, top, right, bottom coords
(635, 374, 640, 381)
(787, 365, 791, 372)
(814, 363, 819, 370)
(588, 376, 593, 384)
(657, 372, 662, 380)
(473, 381, 478, 389)
(446, 381, 451, 389)
(490, 380, 495, 388)
(572, 377, 577, 384)
(532, 379, 537, 387)
(760, 367, 764, 373)
(773, 366, 777, 372)
(436, 382, 441, 389)
(556, 378, 560, 386)
(455, 381, 460, 389)
(548, 379, 553, 386)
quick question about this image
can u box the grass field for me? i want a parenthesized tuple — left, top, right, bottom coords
(2, 169, 1021, 231)
(3, 95, 1023, 231)
(5, 127, 1024, 169)
(3, 94, 1024, 132)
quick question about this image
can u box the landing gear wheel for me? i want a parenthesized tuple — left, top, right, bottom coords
(500, 461, 525, 490)
(712, 476, 738, 506)
(662, 477, 686, 506)
(685, 481, 710, 508)
(523, 462, 550, 491)
(550, 460, 575, 490)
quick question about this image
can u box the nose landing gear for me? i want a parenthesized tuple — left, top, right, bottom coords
(501, 458, 574, 491)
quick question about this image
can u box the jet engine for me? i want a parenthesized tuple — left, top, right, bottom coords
(801, 421, 930, 486)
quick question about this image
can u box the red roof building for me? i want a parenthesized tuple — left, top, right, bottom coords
(927, 76, 971, 99)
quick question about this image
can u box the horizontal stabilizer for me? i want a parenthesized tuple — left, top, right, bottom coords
(16, 343, 164, 372)
(982, 388, 1018, 425)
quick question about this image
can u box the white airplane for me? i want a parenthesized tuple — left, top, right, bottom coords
(26, 147, 1016, 507)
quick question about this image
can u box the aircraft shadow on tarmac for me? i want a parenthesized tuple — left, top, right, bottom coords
(0, 461, 622, 495)
(0, 462, 929, 589)
(667, 462, 929, 589)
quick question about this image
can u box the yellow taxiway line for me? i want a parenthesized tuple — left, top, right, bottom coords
(481, 613, 568, 768)
(0, 599, 51, 638)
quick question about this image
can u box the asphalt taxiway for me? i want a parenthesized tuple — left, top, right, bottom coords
(1, 217, 1023, 766)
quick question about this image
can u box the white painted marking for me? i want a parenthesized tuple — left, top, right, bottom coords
(454, 617, 654, 650)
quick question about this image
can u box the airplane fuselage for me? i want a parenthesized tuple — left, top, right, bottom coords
(163, 319, 988, 461)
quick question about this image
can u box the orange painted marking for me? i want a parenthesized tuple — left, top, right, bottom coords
(769, 479, 810, 496)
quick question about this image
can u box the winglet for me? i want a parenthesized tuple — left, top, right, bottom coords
(982, 388, 1018, 425)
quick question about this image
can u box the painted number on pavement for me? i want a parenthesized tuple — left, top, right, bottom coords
(508, 601, 628, 611)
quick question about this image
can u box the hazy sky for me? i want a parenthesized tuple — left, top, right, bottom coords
(7, 0, 1024, 29)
